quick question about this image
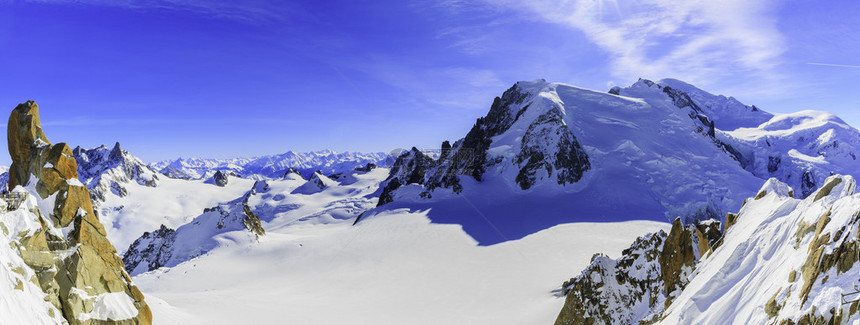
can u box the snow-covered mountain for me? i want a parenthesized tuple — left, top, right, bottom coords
(7, 77, 860, 324)
(122, 187, 265, 275)
(363, 78, 860, 246)
(73, 142, 161, 206)
(151, 150, 394, 180)
(557, 175, 860, 324)
(123, 166, 384, 276)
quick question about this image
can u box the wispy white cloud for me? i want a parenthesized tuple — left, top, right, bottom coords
(807, 62, 860, 69)
(480, 0, 787, 88)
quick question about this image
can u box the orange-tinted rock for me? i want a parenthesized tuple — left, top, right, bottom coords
(6, 100, 151, 324)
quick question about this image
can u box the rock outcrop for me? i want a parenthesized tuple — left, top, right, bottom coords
(281, 167, 304, 180)
(292, 171, 334, 195)
(377, 147, 435, 206)
(6, 101, 151, 324)
(213, 170, 228, 187)
(555, 218, 722, 325)
(123, 190, 265, 275)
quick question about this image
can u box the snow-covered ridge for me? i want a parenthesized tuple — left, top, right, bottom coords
(123, 164, 387, 277)
(368, 77, 860, 245)
(151, 150, 394, 180)
(73, 142, 160, 207)
(365, 78, 768, 244)
(556, 175, 860, 324)
(658, 175, 860, 324)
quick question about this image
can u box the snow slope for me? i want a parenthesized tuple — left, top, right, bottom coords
(660, 175, 860, 324)
(0, 205, 66, 324)
(721, 110, 860, 198)
(655, 78, 773, 130)
(136, 213, 668, 324)
(98, 175, 255, 251)
(115, 165, 666, 324)
(373, 78, 860, 247)
(372, 79, 764, 245)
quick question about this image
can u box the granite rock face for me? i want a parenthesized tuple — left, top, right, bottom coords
(555, 218, 722, 325)
(6, 101, 151, 324)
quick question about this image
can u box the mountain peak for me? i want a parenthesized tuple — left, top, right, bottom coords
(109, 141, 123, 161)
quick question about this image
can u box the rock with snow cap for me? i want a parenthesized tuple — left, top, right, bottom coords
(4, 100, 151, 324)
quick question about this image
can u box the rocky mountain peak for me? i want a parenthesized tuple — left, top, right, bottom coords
(109, 141, 123, 161)
(213, 170, 228, 187)
(73, 143, 159, 207)
(7, 100, 51, 189)
(4, 101, 151, 324)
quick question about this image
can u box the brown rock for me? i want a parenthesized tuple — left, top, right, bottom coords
(813, 177, 843, 202)
(661, 218, 696, 308)
(5, 101, 151, 324)
(54, 185, 96, 228)
(7, 101, 49, 162)
(725, 212, 739, 233)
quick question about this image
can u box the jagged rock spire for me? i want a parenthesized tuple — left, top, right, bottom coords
(5, 101, 152, 324)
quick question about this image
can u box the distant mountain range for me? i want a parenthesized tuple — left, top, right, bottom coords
(150, 150, 395, 180)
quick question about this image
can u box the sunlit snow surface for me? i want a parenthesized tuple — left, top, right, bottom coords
(126, 167, 669, 324)
(660, 176, 860, 324)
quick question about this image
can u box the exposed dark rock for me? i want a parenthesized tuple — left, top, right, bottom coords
(122, 225, 176, 274)
(281, 167, 304, 179)
(213, 170, 228, 187)
(801, 170, 817, 198)
(768, 156, 781, 173)
(439, 140, 452, 161)
(515, 107, 590, 190)
(354, 163, 377, 172)
(378, 147, 435, 206)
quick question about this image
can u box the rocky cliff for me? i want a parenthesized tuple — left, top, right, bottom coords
(556, 175, 860, 324)
(5, 101, 151, 324)
(555, 218, 722, 324)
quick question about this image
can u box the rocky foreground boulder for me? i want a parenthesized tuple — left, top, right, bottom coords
(5, 101, 151, 324)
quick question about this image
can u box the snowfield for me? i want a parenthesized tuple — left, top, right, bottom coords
(126, 166, 671, 324)
(138, 213, 668, 324)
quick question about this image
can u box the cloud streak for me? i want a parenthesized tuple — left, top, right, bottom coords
(806, 62, 860, 69)
(481, 0, 787, 87)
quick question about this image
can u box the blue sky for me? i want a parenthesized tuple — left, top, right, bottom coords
(1, 0, 859, 165)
